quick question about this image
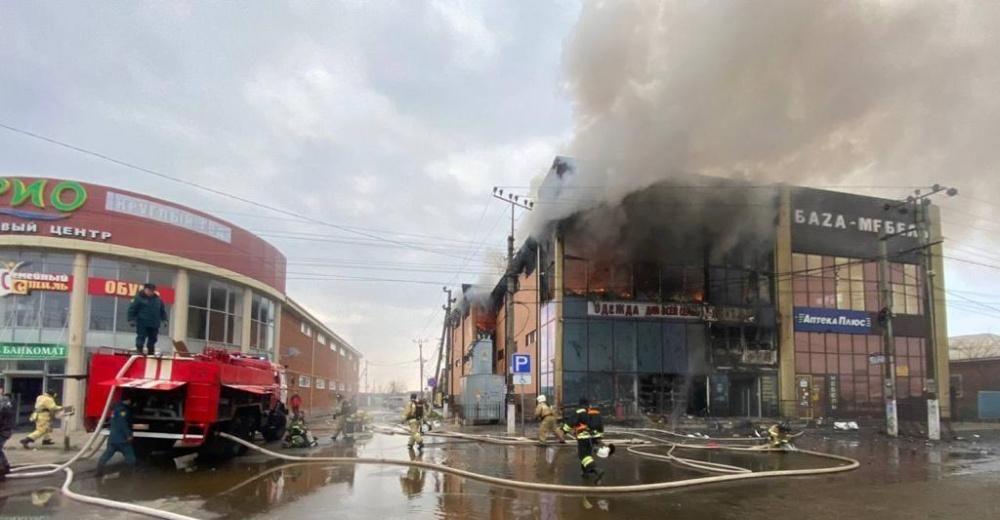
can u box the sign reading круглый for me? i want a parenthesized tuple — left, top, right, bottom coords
(0, 342, 68, 360)
(793, 307, 873, 335)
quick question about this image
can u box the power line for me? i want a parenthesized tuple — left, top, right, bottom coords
(0, 122, 467, 261)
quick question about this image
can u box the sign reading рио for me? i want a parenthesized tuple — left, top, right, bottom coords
(0, 178, 88, 218)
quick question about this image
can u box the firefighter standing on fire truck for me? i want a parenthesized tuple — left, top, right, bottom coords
(402, 393, 425, 451)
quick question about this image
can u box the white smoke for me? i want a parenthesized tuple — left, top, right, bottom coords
(529, 0, 1000, 232)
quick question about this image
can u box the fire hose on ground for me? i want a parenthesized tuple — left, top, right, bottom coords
(7, 355, 201, 520)
(5, 360, 859, 517)
(219, 427, 860, 495)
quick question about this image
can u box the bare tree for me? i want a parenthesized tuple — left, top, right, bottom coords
(386, 380, 408, 395)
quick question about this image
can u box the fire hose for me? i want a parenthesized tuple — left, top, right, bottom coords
(7, 355, 201, 520)
(219, 429, 860, 495)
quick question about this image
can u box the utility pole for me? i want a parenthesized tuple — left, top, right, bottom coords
(912, 185, 956, 439)
(877, 236, 899, 438)
(363, 360, 369, 408)
(882, 184, 957, 439)
(435, 287, 456, 418)
(491, 187, 534, 435)
(413, 338, 425, 399)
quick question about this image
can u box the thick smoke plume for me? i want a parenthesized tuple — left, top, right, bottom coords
(528, 0, 1000, 233)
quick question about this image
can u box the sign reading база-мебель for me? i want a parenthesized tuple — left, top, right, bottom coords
(0, 343, 67, 360)
(793, 308, 873, 334)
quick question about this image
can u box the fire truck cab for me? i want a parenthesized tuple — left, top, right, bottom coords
(84, 348, 288, 458)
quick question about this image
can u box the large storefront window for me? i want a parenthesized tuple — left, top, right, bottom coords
(792, 253, 923, 315)
(561, 317, 711, 416)
(86, 257, 174, 340)
(188, 276, 244, 347)
(0, 250, 74, 344)
(250, 293, 276, 356)
(794, 332, 927, 417)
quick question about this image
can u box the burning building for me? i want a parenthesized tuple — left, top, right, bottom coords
(444, 157, 951, 421)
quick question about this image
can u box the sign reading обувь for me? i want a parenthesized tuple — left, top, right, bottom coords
(0, 342, 67, 360)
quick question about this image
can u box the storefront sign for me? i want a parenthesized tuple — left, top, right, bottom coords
(588, 300, 705, 319)
(0, 178, 88, 218)
(793, 307, 872, 334)
(791, 188, 922, 260)
(711, 306, 757, 324)
(0, 262, 73, 297)
(0, 220, 112, 241)
(87, 277, 176, 304)
(0, 342, 67, 360)
(106, 191, 232, 244)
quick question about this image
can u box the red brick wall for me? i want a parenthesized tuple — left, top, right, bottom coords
(278, 307, 359, 417)
(950, 359, 1000, 420)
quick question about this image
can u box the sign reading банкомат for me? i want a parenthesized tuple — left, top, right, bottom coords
(0, 342, 68, 360)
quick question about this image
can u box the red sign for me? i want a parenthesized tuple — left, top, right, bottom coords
(88, 277, 176, 304)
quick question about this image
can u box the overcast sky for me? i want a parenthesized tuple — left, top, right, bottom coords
(1, 1, 997, 391)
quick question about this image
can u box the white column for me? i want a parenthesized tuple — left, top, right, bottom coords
(172, 269, 190, 350)
(240, 287, 252, 353)
(272, 301, 282, 363)
(64, 253, 89, 431)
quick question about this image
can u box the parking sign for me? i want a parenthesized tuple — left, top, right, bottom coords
(512, 354, 531, 374)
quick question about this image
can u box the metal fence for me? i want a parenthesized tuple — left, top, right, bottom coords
(457, 399, 505, 424)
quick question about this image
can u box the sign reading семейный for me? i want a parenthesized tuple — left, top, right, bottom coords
(0, 342, 67, 360)
(793, 307, 873, 334)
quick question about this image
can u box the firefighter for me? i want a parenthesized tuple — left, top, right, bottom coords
(402, 393, 425, 451)
(0, 387, 13, 480)
(534, 395, 565, 445)
(96, 396, 136, 476)
(768, 422, 793, 449)
(569, 398, 607, 480)
(284, 414, 317, 448)
(20, 390, 62, 449)
(330, 394, 346, 441)
(127, 283, 168, 356)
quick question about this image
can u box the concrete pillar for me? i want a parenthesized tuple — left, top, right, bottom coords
(272, 301, 282, 363)
(553, 231, 565, 410)
(240, 288, 253, 353)
(171, 269, 190, 348)
(63, 253, 89, 431)
(775, 186, 797, 418)
(929, 205, 951, 419)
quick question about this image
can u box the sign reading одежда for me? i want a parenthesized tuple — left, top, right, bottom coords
(0, 342, 67, 360)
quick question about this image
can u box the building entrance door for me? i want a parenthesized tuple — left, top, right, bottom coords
(10, 376, 43, 426)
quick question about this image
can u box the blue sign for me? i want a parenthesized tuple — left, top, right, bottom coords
(794, 307, 873, 334)
(512, 354, 531, 374)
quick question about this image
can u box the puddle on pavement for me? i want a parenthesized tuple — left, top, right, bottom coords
(3, 427, 998, 519)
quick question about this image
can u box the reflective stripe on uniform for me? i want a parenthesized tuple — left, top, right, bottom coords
(577, 432, 592, 439)
(581, 456, 595, 467)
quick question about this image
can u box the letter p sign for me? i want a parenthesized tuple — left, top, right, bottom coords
(512, 354, 531, 374)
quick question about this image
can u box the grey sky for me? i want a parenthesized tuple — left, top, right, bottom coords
(1, 1, 997, 390)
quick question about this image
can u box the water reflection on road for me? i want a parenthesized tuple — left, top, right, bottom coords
(1, 428, 998, 519)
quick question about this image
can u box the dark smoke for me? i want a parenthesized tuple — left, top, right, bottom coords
(528, 0, 1000, 235)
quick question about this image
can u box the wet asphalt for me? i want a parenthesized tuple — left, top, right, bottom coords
(2, 424, 999, 520)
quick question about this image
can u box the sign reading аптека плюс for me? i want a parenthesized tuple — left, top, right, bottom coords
(793, 307, 873, 334)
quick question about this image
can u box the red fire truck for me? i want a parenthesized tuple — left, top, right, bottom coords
(84, 348, 288, 458)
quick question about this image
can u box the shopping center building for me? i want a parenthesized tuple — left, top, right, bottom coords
(444, 158, 950, 421)
(0, 177, 360, 426)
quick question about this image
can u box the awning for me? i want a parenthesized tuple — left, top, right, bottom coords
(112, 379, 187, 391)
(223, 384, 273, 395)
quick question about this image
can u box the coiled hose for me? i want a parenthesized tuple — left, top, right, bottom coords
(8, 355, 201, 520)
(219, 429, 859, 495)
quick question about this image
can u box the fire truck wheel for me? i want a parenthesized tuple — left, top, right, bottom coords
(229, 410, 259, 456)
(262, 410, 287, 443)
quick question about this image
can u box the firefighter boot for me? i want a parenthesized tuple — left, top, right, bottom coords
(20, 438, 33, 449)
